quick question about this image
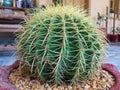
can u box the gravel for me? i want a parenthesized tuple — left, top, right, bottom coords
(9, 69, 115, 90)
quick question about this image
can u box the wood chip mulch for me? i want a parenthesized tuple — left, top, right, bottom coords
(9, 69, 115, 90)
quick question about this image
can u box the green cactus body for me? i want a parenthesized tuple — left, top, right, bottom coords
(17, 6, 107, 85)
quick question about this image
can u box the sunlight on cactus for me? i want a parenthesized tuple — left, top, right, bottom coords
(17, 6, 107, 85)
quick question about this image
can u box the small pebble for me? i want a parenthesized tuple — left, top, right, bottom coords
(31, 80, 36, 83)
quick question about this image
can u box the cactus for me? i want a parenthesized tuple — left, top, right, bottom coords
(17, 6, 107, 85)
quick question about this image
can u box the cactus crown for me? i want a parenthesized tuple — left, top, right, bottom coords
(17, 6, 107, 85)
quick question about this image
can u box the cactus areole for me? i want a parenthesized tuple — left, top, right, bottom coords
(17, 6, 107, 85)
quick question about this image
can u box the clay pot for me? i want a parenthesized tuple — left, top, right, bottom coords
(117, 34, 120, 42)
(0, 60, 120, 90)
(107, 34, 117, 43)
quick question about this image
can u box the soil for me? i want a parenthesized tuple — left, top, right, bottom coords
(9, 69, 115, 90)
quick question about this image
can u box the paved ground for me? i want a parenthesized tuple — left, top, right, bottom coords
(104, 44, 120, 70)
(0, 45, 120, 70)
(0, 51, 17, 66)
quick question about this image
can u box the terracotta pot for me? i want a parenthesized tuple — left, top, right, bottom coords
(107, 34, 117, 43)
(0, 60, 120, 90)
(117, 34, 120, 42)
(102, 64, 120, 90)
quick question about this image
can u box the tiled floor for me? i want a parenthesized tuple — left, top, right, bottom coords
(0, 45, 120, 70)
(104, 44, 120, 70)
(0, 50, 17, 66)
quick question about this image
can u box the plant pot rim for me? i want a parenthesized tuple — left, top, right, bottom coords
(0, 60, 120, 90)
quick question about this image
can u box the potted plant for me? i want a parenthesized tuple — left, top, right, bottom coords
(0, 6, 120, 90)
(107, 27, 117, 43)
